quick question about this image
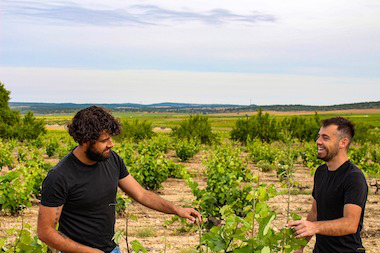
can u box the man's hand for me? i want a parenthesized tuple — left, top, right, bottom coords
(288, 220, 319, 239)
(176, 207, 202, 224)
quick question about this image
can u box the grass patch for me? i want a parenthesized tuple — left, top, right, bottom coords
(178, 247, 198, 253)
(134, 226, 157, 238)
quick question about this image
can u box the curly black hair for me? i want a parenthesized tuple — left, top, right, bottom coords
(67, 106, 121, 144)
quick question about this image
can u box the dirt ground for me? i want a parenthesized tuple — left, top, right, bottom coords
(225, 109, 380, 116)
(1, 151, 379, 252)
(45, 125, 173, 133)
(45, 124, 66, 130)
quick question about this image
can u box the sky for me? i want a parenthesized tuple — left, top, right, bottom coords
(1, 0, 379, 105)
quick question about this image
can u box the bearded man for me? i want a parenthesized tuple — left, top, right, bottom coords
(288, 117, 368, 253)
(37, 106, 201, 253)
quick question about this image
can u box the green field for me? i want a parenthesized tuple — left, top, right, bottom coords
(37, 111, 380, 130)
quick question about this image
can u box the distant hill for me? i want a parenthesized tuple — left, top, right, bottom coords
(9, 101, 380, 114)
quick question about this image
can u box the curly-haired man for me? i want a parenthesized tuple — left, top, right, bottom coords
(37, 106, 201, 253)
(288, 117, 368, 252)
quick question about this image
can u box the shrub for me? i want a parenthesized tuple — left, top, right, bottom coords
(172, 114, 217, 145)
(0, 140, 14, 168)
(0, 83, 46, 140)
(299, 141, 320, 175)
(361, 162, 380, 178)
(370, 145, 380, 163)
(129, 141, 190, 190)
(129, 152, 169, 191)
(257, 160, 276, 172)
(354, 124, 380, 144)
(248, 138, 279, 163)
(167, 161, 188, 179)
(17, 111, 46, 140)
(0, 222, 49, 252)
(17, 147, 28, 162)
(189, 145, 254, 227)
(231, 109, 280, 143)
(118, 119, 155, 142)
(45, 140, 59, 157)
(32, 135, 44, 148)
(175, 139, 200, 161)
(113, 141, 136, 166)
(280, 113, 320, 141)
(24, 154, 52, 199)
(0, 169, 34, 214)
(230, 109, 321, 143)
(137, 135, 171, 154)
(200, 201, 306, 252)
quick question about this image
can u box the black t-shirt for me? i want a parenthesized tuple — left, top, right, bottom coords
(312, 160, 368, 253)
(40, 149, 129, 253)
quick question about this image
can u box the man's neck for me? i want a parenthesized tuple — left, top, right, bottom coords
(326, 152, 349, 171)
(73, 145, 97, 165)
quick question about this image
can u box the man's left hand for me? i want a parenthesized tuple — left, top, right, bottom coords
(288, 220, 318, 239)
(176, 207, 202, 224)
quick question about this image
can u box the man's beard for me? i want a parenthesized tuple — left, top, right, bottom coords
(86, 144, 111, 162)
(317, 143, 339, 162)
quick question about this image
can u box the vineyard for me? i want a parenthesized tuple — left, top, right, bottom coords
(1, 111, 380, 252)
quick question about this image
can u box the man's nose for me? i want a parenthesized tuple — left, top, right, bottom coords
(108, 139, 114, 148)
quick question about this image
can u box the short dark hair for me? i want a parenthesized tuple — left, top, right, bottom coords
(321, 117, 355, 145)
(68, 106, 121, 144)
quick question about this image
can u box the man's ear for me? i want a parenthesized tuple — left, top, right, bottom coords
(339, 137, 349, 150)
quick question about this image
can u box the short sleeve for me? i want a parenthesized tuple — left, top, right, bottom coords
(344, 172, 368, 208)
(115, 152, 129, 180)
(40, 169, 68, 207)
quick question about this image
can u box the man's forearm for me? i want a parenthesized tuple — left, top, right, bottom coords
(314, 216, 357, 236)
(39, 228, 101, 253)
(137, 190, 179, 215)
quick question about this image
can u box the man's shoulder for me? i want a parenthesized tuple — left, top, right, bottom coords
(43, 155, 73, 188)
(56, 151, 74, 165)
(49, 152, 75, 175)
(346, 161, 366, 177)
(344, 161, 368, 187)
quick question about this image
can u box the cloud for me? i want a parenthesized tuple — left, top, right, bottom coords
(130, 5, 275, 25)
(3, 0, 276, 26)
(3, 1, 152, 26)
